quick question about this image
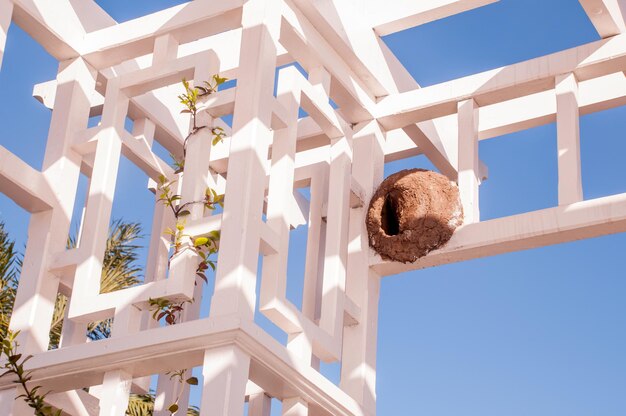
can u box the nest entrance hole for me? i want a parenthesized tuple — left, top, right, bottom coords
(380, 192, 400, 236)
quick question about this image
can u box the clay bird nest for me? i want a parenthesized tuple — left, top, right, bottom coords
(366, 169, 463, 263)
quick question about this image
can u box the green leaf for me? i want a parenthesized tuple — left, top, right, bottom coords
(194, 237, 209, 247)
(186, 376, 199, 385)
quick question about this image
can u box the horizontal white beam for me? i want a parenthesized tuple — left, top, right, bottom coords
(376, 32, 626, 131)
(579, 0, 626, 38)
(280, 6, 375, 123)
(0, 146, 55, 212)
(372, 192, 626, 276)
(45, 389, 99, 416)
(120, 130, 175, 181)
(81, 0, 244, 69)
(11, 0, 84, 60)
(290, 0, 393, 98)
(3, 318, 365, 416)
(427, 71, 626, 142)
(369, 0, 499, 36)
(118, 52, 209, 97)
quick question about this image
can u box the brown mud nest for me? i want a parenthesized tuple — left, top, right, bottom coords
(366, 169, 463, 263)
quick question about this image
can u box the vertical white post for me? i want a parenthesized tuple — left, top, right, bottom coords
(248, 393, 272, 416)
(153, 33, 179, 65)
(59, 295, 86, 348)
(209, 0, 280, 320)
(9, 58, 96, 360)
(98, 370, 132, 416)
(457, 98, 480, 223)
(301, 167, 327, 370)
(282, 398, 308, 416)
(154, 60, 219, 415)
(340, 120, 384, 412)
(200, 345, 251, 416)
(0, 0, 11, 69)
(138, 117, 169, 291)
(556, 72, 583, 205)
(302, 68, 332, 365)
(301, 168, 328, 324)
(319, 128, 352, 342)
(70, 79, 129, 308)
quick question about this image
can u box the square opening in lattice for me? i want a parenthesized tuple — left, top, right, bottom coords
(580, 104, 626, 200)
(479, 123, 558, 220)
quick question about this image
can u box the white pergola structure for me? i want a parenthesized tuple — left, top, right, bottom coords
(1, 0, 626, 414)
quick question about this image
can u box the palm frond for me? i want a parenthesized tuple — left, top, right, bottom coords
(125, 392, 200, 415)
(51, 219, 144, 346)
(0, 222, 20, 339)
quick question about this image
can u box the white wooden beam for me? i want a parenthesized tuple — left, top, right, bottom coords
(0, 146, 56, 212)
(579, 0, 626, 38)
(340, 120, 383, 411)
(81, 0, 244, 69)
(289, 0, 393, 98)
(457, 99, 480, 223)
(46, 389, 99, 416)
(98, 370, 132, 416)
(248, 393, 272, 416)
(372, 192, 626, 276)
(376, 33, 626, 130)
(368, 0, 499, 36)
(2, 319, 365, 416)
(67, 0, 116, 32)
(208, 0, 281, 321)
(0, 0, 12, 70)
(9, 58, 96, 360)
(283, 397, 309, 416)
(11, 0, 84, 60)
(201, 345, 251, 416)
(556, 73, 583, 205)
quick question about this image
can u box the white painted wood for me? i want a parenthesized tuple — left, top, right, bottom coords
(3, 2, 626, 415)
(9, 59, 96, 364)
(372, 192, 626, 276)
(11, 0, 84, 59)
(377, 33, 626, 130)
(579, 0, 626, 37)
(248, 393, 272, 416)
(457, 99, 480, 223)
(556, 73, 583, 206)
(0, 0, 11, 70)
(0, 146, 55, 212)
(200, 345, 250, 416)
(98, 370, 132, 416)
(368, 0, 499, 36)
(69, 79, 129, 321)
(208, 0, 280, 320)
(319, 131, 352, 342)
(283, 397, 308, 416)
(152, 33, 178, 65)
(340, 120, 384, 411)
(259, 67, 302, 333)
(81, 0, 245, 69)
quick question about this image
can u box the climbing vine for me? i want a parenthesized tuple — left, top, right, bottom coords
(147, 75, 227, 414)
(0, 76, 228, 416)
(0, 330, 61, 416)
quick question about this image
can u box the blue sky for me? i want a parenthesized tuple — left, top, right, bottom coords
(1, 0, 626, 415)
